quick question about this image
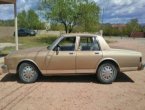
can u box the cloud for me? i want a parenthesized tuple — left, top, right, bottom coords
(17, 0, 40, 12)
(94, 0, 145, 23)
(0, 0, 40, 20)
(0, 0, 145, 24)
(0, 4, 13, 20)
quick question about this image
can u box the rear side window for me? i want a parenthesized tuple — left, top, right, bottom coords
(79, 37, 100, 51)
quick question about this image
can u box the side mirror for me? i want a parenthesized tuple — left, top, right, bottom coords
(55, 45, 60, 55)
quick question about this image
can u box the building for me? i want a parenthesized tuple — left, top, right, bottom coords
(130, 32, 145, 38)
(111, 24, 126, 30)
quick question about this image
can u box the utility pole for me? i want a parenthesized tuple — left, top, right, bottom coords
(14, 2, 18, 50)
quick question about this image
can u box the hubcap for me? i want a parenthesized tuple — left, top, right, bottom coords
(22, 66, 36, 81)
(100, 65, 114, 81)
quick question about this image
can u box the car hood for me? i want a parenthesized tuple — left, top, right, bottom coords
(18, 47, 47, 53)
(7, 47, 48, 57)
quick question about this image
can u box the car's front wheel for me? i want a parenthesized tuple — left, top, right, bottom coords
(97, 63, 117, 84)
(18, 62, 39, 83)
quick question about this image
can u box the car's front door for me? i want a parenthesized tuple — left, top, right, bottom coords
(76, 36, 103, 73)
(47, 37, 76, 74)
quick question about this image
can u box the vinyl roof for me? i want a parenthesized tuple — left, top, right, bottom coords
(62, 33, 98, 37)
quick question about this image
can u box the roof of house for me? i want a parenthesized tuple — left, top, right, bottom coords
(0, 0, 16, 4)
(112, 24, 126, 28)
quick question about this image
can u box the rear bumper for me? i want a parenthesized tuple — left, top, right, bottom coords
(138, 63, 145, 70)
(1, 64, 8, 74)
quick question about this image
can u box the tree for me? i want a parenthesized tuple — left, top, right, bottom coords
(102, 23, 112, 36)
(41, 0, 100, 33)
(78, 2, 100, 32)
(126, 19, 142, 36)
(18, 11, 28, 28)
(142, 25, 145, 32)
(18, 9, 44, 29)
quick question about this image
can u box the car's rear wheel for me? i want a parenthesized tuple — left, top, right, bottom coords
(18, 62, 39, 83)
(97, 63, 117, 84)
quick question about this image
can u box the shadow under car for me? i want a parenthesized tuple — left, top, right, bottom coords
(0, 72, 134, 83)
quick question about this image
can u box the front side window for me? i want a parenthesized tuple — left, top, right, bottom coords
(56, 37, 76, 51)
(79, 37, 100, 51)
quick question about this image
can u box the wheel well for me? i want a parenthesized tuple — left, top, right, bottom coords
(17, 60, 41, 75)
(97, 60, 120, 72)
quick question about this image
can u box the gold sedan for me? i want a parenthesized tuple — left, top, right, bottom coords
(1, 34, 144, 84)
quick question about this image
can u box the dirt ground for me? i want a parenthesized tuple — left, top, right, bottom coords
(0, 37, 145, 110)
(0, 26, 14, 37)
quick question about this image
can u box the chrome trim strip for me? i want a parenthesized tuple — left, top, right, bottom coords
(45, 69, 95, 74)
(76, 69, 96, 73)
(46, 70, 75, 74)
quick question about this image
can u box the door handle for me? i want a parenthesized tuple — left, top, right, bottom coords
(69, 52, 74, 55)
(95, 52, 99, 54)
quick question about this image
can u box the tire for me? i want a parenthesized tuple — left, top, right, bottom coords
(18, 62, 39, 83)
(97, 63, 117, 84)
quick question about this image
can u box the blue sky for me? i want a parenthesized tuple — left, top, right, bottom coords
(0, 0, 145, 24)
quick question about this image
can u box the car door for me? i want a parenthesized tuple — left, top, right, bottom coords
(76, 36, 103, 73)
(47, 36, 76, 74)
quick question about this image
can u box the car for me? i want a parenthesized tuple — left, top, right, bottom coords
(14, 28, 36, 36)
(1, 33, 144, 84)
(28, 29, 37, 36)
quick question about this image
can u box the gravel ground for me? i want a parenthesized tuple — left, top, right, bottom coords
(0, 37, 145, 110)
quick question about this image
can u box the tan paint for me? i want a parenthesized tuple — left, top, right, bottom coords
(3, 33, 143, 75)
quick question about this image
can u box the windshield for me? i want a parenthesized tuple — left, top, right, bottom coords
(48, 37, 61, 50)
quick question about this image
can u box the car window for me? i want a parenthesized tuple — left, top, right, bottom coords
(19, 29, 25, 32)
(56, 37, 76, 51)
(19, 29, 23, 32)
(79, 37, 100, 51)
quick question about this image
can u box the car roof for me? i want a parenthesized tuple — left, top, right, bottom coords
(62, 33, 98, 37)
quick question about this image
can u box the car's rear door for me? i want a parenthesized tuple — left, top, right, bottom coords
(76, 36, 103, 73)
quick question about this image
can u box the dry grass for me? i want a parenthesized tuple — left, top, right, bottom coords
(0, 34, 57, 54)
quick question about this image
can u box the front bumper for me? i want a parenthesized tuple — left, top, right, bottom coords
(1, 65, 8, 74)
